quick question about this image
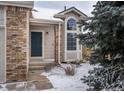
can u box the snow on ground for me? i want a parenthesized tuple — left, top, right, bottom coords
(0, 62, 99, 91)
(42, 62, 99, 91)
(0, 84, 8, 91)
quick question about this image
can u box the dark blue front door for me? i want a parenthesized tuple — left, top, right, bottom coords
(31, 32, 42, 57)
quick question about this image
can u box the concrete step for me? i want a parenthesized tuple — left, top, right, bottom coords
(29, 63, 54, 70)
(29, 62, 47, 66)
(29, 66, 44, 70)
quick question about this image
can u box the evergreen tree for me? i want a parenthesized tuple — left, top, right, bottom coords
(79, 1, 124, 90)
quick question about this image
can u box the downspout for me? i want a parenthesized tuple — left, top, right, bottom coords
(4, 6, 7, 83)
(58, 23, 61, 64)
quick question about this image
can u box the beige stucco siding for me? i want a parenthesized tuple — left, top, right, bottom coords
(0, 28, 5, 83)
(30, 25, 55, 61)
(44, 26, 55, 59)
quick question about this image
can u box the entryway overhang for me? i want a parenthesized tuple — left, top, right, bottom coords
(30, 18, 63, 25)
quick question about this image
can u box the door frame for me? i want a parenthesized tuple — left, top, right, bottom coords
(30, 30, 44, 59)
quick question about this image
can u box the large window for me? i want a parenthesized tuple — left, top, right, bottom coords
(67, 33, 77, 50)
(67, 18, 76, 30)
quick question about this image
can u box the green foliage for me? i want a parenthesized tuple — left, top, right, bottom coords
(79, 1, 124, 90)
(79, 1, 124, 64)
(77, 32, 96, 48)
(81, 61, 124, 91)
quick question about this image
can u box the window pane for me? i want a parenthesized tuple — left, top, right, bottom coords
(67, 33, 76, 50)
(67, 18, 76, 30)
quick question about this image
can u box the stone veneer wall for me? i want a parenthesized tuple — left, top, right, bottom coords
(6, 6, 30, 82)
(60, 24, 65, 62)
(54, 23, 65, 63)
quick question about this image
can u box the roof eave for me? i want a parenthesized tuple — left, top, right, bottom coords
(54, 14, 66, 19)
(30, 18, 63, 25)
(55, 7, 88, 19)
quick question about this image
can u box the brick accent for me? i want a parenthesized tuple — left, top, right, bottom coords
(6, 6, 30, 82)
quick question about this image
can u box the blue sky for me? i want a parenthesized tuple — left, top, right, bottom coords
(33, 1, 97, 20)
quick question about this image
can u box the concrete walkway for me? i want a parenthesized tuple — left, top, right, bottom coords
(3, 70, 53, 91)
(28, 70, 53, 90)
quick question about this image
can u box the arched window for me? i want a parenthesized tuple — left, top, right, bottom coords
(67, 18, 76, 30)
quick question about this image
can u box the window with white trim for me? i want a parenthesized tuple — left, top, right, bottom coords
(67, 33, 77, 50)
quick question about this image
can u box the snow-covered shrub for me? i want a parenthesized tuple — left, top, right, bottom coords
(81, 63, 124, 91)
(61, 64, 76, 76)
(44, 63, 58, 72)
(70, 60, 82, 67)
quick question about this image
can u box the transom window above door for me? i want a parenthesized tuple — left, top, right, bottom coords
(67, 18, 77, 30)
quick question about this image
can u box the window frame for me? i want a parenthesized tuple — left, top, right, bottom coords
(67, 33, 77, 50)
(65, 17, 78, 51)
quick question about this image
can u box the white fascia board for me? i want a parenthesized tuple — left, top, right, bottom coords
(30, 18, 63, 25)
